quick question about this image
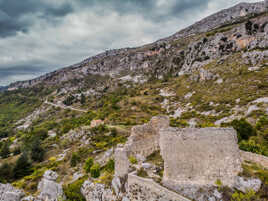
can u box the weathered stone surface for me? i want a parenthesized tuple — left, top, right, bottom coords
(160, 127, 242, 188)
(0, 183, 25, 201)
(240, 150, 268, 168)
(115, 144, 130, 178)
(37, 170, 65, 201)
(115, 116, 169, 177)
(127, 173, 191, 201)
(81, 180, 116, 201)
(234, 176, 262, 193)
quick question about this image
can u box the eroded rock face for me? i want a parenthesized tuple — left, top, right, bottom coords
(81, 180, 116, 201)
(160, 127, 242, 188)
(234, 176, 262, 193)
(0, 183, 25, 201)
(37, 170, 65, 201)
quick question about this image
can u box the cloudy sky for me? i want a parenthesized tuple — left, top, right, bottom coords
(0, 0, 259, 85)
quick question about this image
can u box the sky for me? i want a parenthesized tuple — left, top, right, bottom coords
(0, 0, 260, 86)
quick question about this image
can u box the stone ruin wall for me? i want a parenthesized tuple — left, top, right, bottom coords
(125, 116, 169, 158)
(160, 127, 242, 188)
(115, 116, 169, 177)
(240, 150, 268, 168)
(127, 173, 191, 201)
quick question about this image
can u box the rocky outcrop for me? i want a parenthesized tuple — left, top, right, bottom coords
(37, 170, 65, 201)
(234, 176, 262, 193)
(81, 180, 117, 201)
(0, 183, 25, 201)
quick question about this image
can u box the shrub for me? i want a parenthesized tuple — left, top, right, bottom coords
(13, 153, 32, 179)
(0, 163, 13, 182)
(70, 152, 81, 167)
(137, 168, 148, 178)
(30, 138, 45, 162)
(90, 163, 101, 178)
(231, 119, 256, 142)
(104, 159, 115, 173)
(64, 178, 86, 201)
(231, 189, 258, 201)
(84, 157, 94, 173)
(239, 140, 268, 156)
(129, 156, 138, 164)
(0, 142, 10, 158)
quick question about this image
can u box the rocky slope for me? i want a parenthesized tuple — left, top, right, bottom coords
(8, 1, 268, 90)
(0, 1, 268, 201)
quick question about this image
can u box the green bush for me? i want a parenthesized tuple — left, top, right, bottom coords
(64, 178, 86, 201)
(90, 163, 101, 178)
(30, 138, 45, 162)
(0, 142, 10, 159)
(84, 157, 94, 173)
(137, 168, 148, 178)
(129, 156, 138, 164)
(13, 153, 32, 179)
(239, 140, 268, 156)
(0, 163, 13, 182)
(70, 152, 81, 167)
(231, 189, 258, 201)
(104, 159, 115, 173)
(231, 119, 256, 142)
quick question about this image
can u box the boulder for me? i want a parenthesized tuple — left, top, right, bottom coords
(81, 180, 116, 201)
(0, 183, 25, 201)
(37, 170, 65, 201)
(234, 176, 262, 193)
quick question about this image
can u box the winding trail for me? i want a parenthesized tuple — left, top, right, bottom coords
(44, 100, 88, 113)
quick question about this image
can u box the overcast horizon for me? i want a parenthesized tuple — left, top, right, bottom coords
(0, 0, 260, 86)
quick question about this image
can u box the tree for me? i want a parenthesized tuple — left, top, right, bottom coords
(90, 163, 100, 178)
(13, 153, 32, 179)
(70, 152, 81, 167)
(80, 93, 86, 105)
(84, 157, 94, 173)
(0, 142, 10, 159)
(30, 138, 45, 162)
(0, 163, 13, 182)
(231, 119, 256, 142)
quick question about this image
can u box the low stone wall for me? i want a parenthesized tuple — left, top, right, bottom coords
(240, 150, 268, 168)
(128, 173, 191, 201)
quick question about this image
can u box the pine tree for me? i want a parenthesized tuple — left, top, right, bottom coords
(13, 153, 32, 179)
(0, 142, 10, 159)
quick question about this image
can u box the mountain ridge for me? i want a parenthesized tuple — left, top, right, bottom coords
(8, 0, 267, 90)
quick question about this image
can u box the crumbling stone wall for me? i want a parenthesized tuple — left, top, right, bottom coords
(128, 173, 191, 201)
(125, 116, 169, 158)
(160, 127, 242, 188)
(115, 116, 169, 177)
(240, 150, 268, 168)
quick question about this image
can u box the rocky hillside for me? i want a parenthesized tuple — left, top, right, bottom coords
(0, 1, 268, 201)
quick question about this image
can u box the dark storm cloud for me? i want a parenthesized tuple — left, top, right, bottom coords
(0, 0, 257, 85)
(0, 0, 73, 38)
(75, 0, 210, 21)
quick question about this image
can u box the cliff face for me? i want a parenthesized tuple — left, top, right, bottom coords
(8, 1, 267, 90)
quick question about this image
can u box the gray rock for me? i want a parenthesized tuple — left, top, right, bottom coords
(112, 176, 122, 195)
(0, 183, 25, 201)
(81, 180, 116, 201)
(37, 170, 65, 201)
(234, 176, 262, 193)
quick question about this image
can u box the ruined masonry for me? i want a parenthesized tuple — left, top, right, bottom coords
(160, 127, 242, 188)
(114, 116, 243, 200)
